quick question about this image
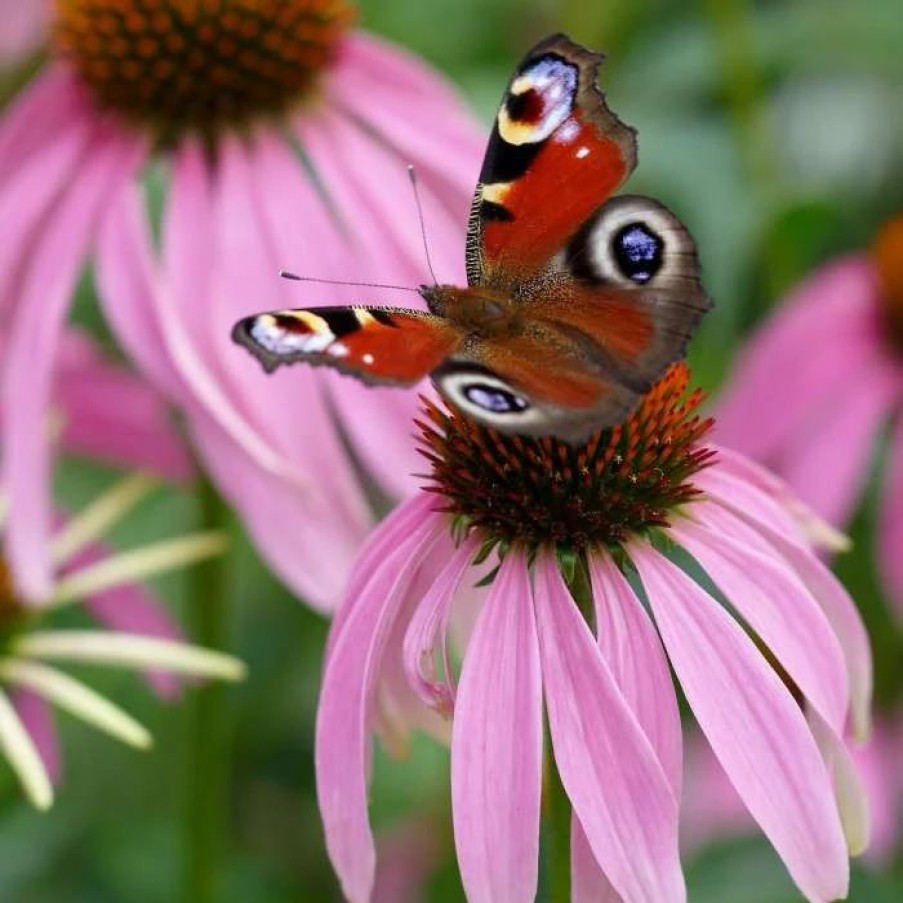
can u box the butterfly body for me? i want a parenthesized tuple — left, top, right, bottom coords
(232, 34, 712, 442)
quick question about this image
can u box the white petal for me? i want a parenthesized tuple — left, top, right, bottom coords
(0, 658, 151, 749)
(51, 472, 158, 566)
(48, 531, 228, 606)
(15, 631, 246, 681)
(0, 686, 53, 810)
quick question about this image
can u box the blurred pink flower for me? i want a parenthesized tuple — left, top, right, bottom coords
(683, 715, 903, 867)
(0, 1, 482, 610)
(0, 323, 229, 802)
(316, 367, 870, 903)
(715, 217, 903, 614)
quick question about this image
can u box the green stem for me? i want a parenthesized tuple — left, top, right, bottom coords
(546, 746, 572, 903)
(183, 481, 232, 903)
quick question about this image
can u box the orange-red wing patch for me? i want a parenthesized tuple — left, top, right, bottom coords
(232, 306, 461, 385)
(466, 35, 636, 288)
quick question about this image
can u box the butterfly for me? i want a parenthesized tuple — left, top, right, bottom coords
(232, 33, 711, 443)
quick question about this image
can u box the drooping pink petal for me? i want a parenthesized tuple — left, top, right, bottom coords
(630, 545, 848, 903)
(2, 130, 142, 603)
(715, 257, 885, 461)
(0, 115, 93, 319)
(188, 409, 364, 612)
(327, 494, 442, 659)
(853, 720, 900, 863)
(694, 449, 809, 548)
(55, 330, 191, 481)
(451, 552, 542, 903)
(533, 554, 684, 903)
(0, 67, 84, 185)
(329, 33, 482, 208)
(403, 534, 480, 712)
(878, 417, 903, 618)
(11, 689, 60, 784)
(702, 496, 873, 742)
(571, 817, 623, 903)
(807, 710, 870, 857)
(316, 514, 447, 903)
(94, 167, 185, 400)
(777, 360, 898, 526)
(238, 130, 419, 500)
(588, 554, 681, 795)
(671, 516, 848, 732)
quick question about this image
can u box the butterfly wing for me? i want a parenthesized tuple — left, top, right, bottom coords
(456, 34, 710, 439)
(465, 33, 636, 287)
(232, 306, 460, 385)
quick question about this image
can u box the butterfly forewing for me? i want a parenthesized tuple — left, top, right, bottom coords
(465, 33, 637, 288)
(232, 306, 460, 385)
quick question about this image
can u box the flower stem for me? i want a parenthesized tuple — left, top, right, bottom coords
(546, 746, 572, 903)
(183, 480, 232, 903)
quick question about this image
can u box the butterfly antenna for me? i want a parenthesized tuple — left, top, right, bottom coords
(279, 271, 419, 293)
(407, 164, 438, 285)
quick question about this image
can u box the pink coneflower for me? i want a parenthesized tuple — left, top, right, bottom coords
(715, 216, 903, 615)
(316, 364, 872, 903)
(0, 0, 482, 610)
(0, 0, 48, 69)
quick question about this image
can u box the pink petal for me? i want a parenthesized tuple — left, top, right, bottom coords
(11, 689, 60, 784)
(630, 545, 848, 903)
(878, 418, 903, 619)
(403, 534, 479, 712)
(151, 139, 307, 486)
(239, 133, 412, 508)
(55, 330, 191, 481)
(701, 496, 873, 742)
(188, 410, 364, 612)
(451, 552, 542, 903)
(807, 711, 870, 857)
(329, 33, 482, 208)
(588, 555, 682, 795)
(571, 817, 623, 903)
(777, 360, 898, 525)
(316, 511, 447, 903)
(0, 114, 93, 320)
(715, 257, 885, 461)
(95, 157, 184, 400)
(0, 67, 84, 186)
(2, 131, 141, 602)
(671, 516, 848, 732)
(533, 554, 684, 903)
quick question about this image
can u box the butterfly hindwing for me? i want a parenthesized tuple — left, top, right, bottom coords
(232, 306, 461, 385)
(466, 33, 637, 287)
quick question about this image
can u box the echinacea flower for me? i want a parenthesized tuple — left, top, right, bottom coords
(0, 470, 245, 808)
(0, 0, 482, 610)
(317, 364, 872, 903)
(715, 215, 903, 615)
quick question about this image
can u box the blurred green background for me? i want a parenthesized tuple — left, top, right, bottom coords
(4, 0, 903, 900)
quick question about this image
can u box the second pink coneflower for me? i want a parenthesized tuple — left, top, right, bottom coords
(316, 364, 871, 903)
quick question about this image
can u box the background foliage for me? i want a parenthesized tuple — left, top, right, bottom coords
(3, 0, 903, 900)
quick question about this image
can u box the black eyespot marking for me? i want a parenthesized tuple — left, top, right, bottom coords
(612, 223, 663, 284)
(463, 383, 529, 414)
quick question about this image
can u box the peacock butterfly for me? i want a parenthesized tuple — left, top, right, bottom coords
(232, 33, 712, 443)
